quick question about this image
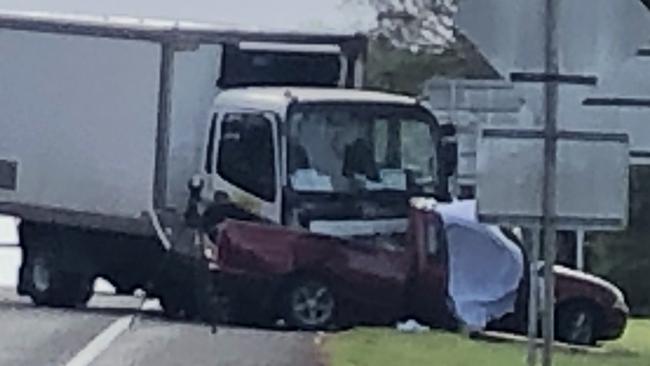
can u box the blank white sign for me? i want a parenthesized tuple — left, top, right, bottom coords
(476, 129, 629, 230)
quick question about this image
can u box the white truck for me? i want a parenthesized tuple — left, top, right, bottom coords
(0, 11, 456, 316)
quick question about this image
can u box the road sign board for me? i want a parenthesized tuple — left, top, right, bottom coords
(581, 54, 650, 164)
(476, 128, 629, 230)
(456, 0, 650, 78)
(423, 78, 535, 187)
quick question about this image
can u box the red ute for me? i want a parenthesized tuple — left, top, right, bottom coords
(203, 201, 627, 345)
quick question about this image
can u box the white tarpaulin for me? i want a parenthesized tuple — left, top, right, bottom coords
(437, 200, 524, 329)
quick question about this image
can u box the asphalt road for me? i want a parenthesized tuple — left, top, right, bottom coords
(0, 287, 322, 366)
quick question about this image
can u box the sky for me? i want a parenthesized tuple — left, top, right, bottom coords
(0, 0, 378, 33)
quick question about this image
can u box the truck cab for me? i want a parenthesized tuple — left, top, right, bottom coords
(198, 87, 455, 230)
(157, 86, 456, 321)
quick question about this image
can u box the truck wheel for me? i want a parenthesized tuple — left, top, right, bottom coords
(29, 254, 54, 305)
(26, 251, 92, 308)
(282, 278, 337, 330)
(556, 302, 598, 346)
(158, 257, 209, 321)
(160, 290, 200, 320)
(160, 293, 185, 319)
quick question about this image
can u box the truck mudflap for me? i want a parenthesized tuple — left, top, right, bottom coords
(149, 249, 226, 328)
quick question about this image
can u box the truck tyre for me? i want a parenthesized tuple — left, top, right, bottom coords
(160, 268, 223, 323)
(160, 289, 200, 320)
(24, 250, 92, 308)
(157, 254, 203, 321)
(282, 277, 337, 330)
(556, 302, 598, 346)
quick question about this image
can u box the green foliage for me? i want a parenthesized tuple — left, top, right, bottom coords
(369, 0, 457, 53)
(365, 34, 499, 95)
(590, 166, 650, 315)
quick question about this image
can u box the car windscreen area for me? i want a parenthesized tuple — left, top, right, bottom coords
(218, 45, 342, 88)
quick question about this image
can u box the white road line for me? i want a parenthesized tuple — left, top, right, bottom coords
(63, 293, 162, 366)
(63, 315, 133, 366)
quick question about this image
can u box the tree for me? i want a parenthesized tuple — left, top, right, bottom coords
(365, 35, 497, 95)
(366, 0, 458, 53)
(590, 166, 650, 315)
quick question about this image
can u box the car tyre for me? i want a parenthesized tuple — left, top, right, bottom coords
(556, 302, 598, 346)
(282, 277, 338, 331)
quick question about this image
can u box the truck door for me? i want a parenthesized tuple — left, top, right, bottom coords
(203, 109, 282, 223)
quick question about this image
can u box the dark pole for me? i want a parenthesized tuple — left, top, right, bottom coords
(154, 42, 175, 209)
(526, 229, 541, 366)
(542, 0, 559, 364)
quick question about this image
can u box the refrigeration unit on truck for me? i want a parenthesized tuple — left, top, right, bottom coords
(0, 10, 456, 314)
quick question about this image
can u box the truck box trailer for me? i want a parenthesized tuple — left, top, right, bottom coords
(0, 11, 368, 228)
(0, 10, 369, 308)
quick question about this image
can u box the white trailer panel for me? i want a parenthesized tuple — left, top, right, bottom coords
(0, 30, 161, 224)
(166, 44, 222, 210)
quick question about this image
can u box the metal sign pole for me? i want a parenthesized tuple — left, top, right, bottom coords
(576, 229, 585, 271)
(526, 229, 541, 366)
(542, 0, 560, 365)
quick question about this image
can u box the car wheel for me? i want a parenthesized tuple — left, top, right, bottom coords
(283, 278, 337, 330)
(556, 303, 597, 346)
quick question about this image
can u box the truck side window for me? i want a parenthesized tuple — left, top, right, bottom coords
(401, 120, 435, 177)
(217, 113, 276, 201)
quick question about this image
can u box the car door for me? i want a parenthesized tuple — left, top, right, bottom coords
(409, 213, 454, 328)
(323, 232, 413, 324)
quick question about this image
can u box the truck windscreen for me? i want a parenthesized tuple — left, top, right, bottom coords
(287, 103, 439, 194)
(218, 45, 342, 88)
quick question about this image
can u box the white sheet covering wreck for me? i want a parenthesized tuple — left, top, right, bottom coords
(437, 200, 524, 329)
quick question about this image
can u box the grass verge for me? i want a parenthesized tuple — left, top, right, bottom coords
(324, 319, 650, 366)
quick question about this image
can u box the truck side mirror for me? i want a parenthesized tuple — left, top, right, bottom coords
(440, 141, 458, 178)
(434, 124, 457, 202)
(440, 124, 456, 138)
(188, 175, 205, 200)
(439, 124, 457, 178)
(184, 175, 205, 227)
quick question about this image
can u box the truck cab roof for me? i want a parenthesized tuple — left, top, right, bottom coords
(212, 87, 419, 116)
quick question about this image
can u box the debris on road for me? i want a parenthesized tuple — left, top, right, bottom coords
(396, 320, 431, 333)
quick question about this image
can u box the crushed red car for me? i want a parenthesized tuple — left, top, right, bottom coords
(202, 199, 628, 345)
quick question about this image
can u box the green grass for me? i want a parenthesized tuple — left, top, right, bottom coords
(324, 319, 650, 366)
